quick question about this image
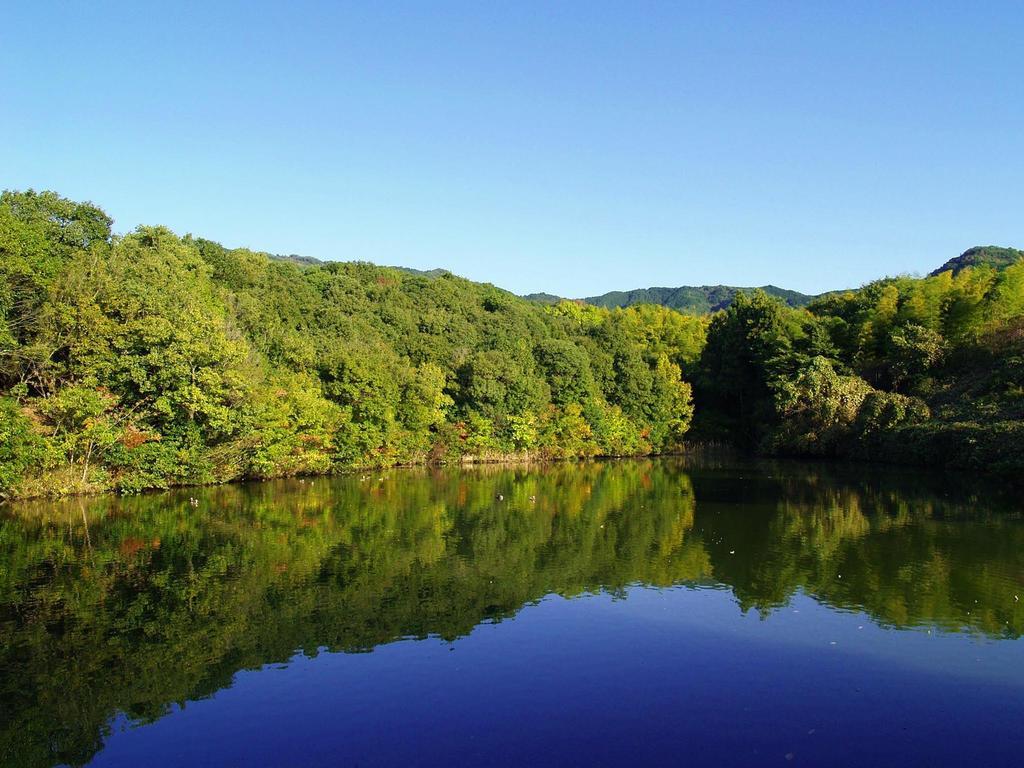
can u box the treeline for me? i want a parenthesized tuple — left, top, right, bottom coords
(0, 191, 700, 498)
(2, 190, 1022, 498)
(694, 260, 1024, 473)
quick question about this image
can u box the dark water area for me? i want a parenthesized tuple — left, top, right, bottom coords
(1, 458, 1022, 767)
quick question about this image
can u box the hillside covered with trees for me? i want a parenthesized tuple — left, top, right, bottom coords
(524, 284, 817, 312)
(534, 246, 1024, 314)
(929, 245, 1024, 276)
(582, 284, 817, 313)
(0, 191, 700, 498)
(1, 189, 1022, 499)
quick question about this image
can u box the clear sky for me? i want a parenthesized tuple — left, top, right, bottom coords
(3, 2, 1022, 297)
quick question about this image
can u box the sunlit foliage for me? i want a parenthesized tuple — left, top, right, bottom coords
(0, 191, 697, 498)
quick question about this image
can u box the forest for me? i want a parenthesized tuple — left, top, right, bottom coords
(1, 189, 1022, 499)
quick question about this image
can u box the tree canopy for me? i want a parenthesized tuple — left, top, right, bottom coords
(0, 191, 701, 498)
(1, 188, 1022, 499)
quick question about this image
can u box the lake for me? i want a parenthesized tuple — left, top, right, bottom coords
(1, 457, 1022, 767)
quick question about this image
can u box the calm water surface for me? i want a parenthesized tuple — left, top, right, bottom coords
(1, 458, 1022, 767)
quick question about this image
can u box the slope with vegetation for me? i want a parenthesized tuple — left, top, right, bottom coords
(695, 259, 1024, 476)
(1, 189, 1022, 499)
(523, 284, 818, 313)
(583, 284, 817, 313)
(929, 245, 1024, 276)
(0, 190, 701, 499)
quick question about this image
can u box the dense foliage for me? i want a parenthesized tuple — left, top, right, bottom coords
(0, 191, 701, 498)
(690, 256, 1024, 475)
(1, 189, 1021, 498)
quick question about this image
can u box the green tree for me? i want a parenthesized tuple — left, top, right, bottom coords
(696, 290, 793, 443)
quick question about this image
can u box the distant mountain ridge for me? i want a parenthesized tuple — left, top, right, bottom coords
(582, 284, 816, 313)
(539, 245, 1023, 313)
(521, 292, 563, 305)
(272, 245, 1023, 315)
(524, 285, 820, 312)
(270, 253, 324, 268)
(929, 246, 1024, 277)
(270, 253, 452, 279)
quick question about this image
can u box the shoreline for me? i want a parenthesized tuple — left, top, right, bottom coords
(1, 448, 714, 505)
(5, 441, 1016, 510)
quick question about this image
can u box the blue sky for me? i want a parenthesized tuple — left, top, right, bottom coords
(3, 2, 1022, 297)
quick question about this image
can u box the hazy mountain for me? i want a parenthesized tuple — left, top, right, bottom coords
(581, 284, 816, 313)
(274, 246, 1023, 315)
(522, 292, 563, 305)
(270, 253, 324, 268)
(269, 254, 452, 280)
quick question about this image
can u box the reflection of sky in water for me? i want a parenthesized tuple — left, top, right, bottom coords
(92, 587, 1024, 768)
(613, 587, 1024, 687)
(3, 458, 1023, 767)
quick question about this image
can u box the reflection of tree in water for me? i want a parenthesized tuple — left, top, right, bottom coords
(688, 467, 1024, 637)
(0, 458, 1021, 767)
